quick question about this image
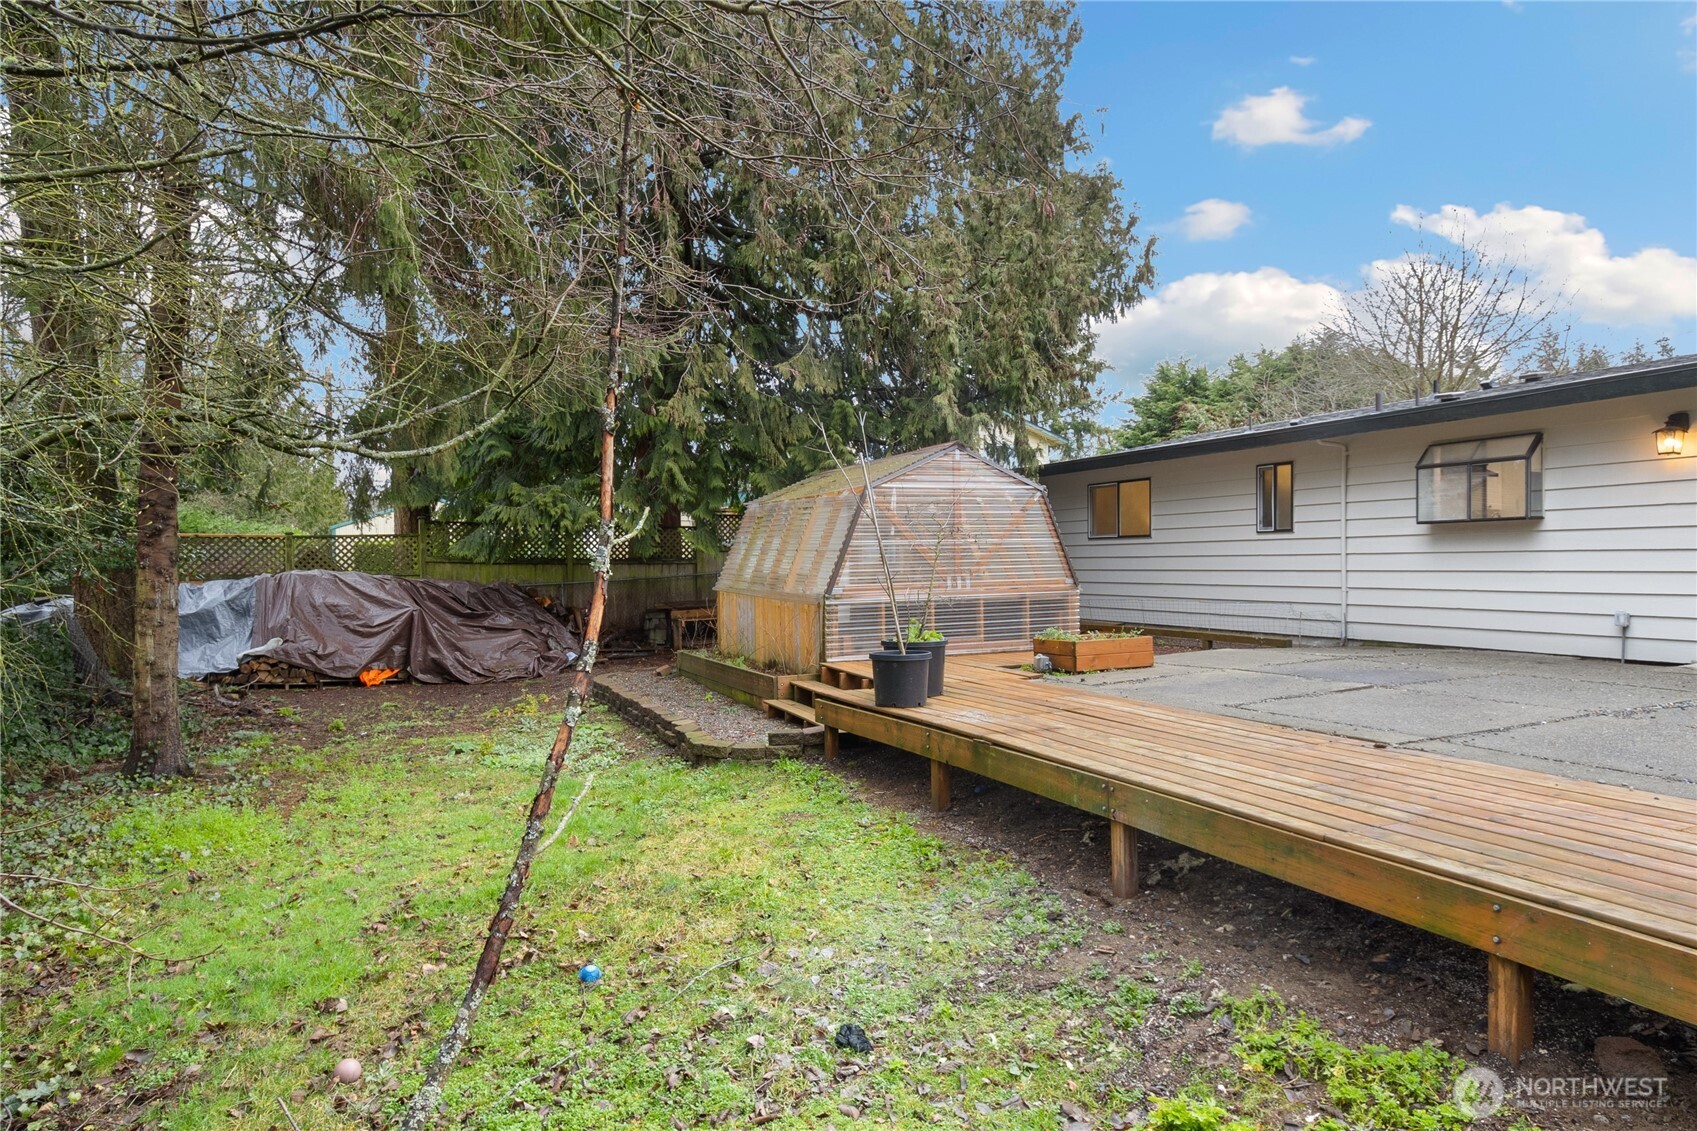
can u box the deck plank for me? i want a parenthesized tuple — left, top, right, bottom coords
(808, 658, 1697, 1025)
(919, 683, 1695, 879)
(836, 659, 1695, 823)
(827, 685, 1694, 942)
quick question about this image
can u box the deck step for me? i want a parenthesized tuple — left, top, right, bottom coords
(789, 678, 849, 706)
(763, 698, 818, 725)
(818, 663, 872, 690)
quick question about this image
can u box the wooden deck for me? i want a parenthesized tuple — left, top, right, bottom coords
(805, 657, 1697, 1062)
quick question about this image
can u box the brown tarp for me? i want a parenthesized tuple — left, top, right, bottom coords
(251, 571, 579, 683)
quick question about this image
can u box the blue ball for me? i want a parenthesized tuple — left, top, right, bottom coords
(577, 963, 602, 985)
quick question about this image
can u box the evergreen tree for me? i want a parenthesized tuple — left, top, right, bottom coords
(388, 2, 1153, 551)
(1112, 360, 1242, 448)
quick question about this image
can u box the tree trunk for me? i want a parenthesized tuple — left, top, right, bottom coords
(128, 444, 189, 776)
(379, 283, 429, 538)
(392, 500, 430, 537)
(5, 11, 124, 674)
(125, 11, 202, 778)
(5, 17, 76, 360)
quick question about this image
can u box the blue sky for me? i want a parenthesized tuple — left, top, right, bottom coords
(1064, 1, 1697, 405)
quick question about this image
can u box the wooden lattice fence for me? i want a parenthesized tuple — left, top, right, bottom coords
(421, 518, 735, 564)
(179, 534, 293, 580)
(179, 533, 423, 581)
(176, 514, 741, 583)
(712, 509, 742, 549)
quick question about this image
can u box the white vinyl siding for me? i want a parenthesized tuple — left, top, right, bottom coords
(1045, 390, 1697, 664)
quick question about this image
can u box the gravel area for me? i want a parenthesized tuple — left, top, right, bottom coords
(597, 665, 795, 743)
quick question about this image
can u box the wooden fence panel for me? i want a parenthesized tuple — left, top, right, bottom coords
(179, 534, 292, 580)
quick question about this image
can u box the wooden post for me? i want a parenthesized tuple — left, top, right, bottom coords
(823, 725, 839, 762)
(1109, 820, 1138, 899)
(1487, 953, 1534, 1065)
(930, 759, 951, 811)
(283, 532, 297, 572)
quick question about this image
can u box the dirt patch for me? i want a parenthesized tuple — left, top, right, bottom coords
(825, 740, 1697, 1130)
(191, 675, 547, 749)
(192, 658, 680, 751)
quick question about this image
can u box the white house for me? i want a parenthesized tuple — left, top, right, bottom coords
(328, 508, 395, 537)
(1040, 356, 1697, 664)
(978, 420, 1068, 469)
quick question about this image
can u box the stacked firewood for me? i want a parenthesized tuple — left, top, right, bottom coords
(209, 658, 323, 688)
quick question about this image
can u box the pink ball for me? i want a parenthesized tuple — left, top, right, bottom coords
(332, 1057, 362, 1084)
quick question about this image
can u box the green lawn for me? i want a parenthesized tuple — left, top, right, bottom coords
(1, 686, 1493, 1129)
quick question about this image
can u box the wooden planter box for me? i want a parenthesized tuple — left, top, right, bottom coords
(1034, 635, 1154, 673)
(677, 650, 795, 710)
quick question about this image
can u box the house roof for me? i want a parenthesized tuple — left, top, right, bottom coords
(1041, 354, 1697, 478)
(759, 441, 963, 502)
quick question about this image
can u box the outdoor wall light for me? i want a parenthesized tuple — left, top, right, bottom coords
(1653, 412, 1688, 456)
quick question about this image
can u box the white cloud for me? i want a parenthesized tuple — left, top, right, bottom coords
(1211, 87, 1371, 148)
(1681, 12, 1695, 73)
(1391, 203, 1697, 324)
(1289, 55, 1316, 66)
(1178, 199, 1252, 241)
(1093, 268, 1343, 394)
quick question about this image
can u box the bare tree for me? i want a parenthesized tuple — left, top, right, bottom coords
(1328, 228, 1560, 397)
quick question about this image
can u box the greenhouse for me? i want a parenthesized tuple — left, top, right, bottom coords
(714, 442, 1080, 672)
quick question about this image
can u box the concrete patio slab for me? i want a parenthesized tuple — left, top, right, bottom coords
(1413, 740, 1694, 797)
(1453, 707, 1697, 788)
(1278, 662, 1451, 687)
(1420, 674, 1687, 712)
(1120, 646, 1331, 672)
(1070, 644, 1697, 797)
(1077, 668, 1368, 706)
(1247, 687, 1579, 746)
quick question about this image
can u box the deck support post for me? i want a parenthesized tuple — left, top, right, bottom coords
(823, 725, 839, 762)
(1109, 820, 1138, 899)
(1487, 953, 1534, 1065)
(930, 759, 951, 811)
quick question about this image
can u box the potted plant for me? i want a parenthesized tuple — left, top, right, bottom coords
(883, 617, 947, 699)
(880, 512, 953, 697)
(817, 417, 929, 707)
(1033, 626, 1154, 673)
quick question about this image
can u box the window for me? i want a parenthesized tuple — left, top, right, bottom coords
(1416, 433, 1543, 523)
(1256, 462, 1294, 533)
(1089, 478, 1151, 538)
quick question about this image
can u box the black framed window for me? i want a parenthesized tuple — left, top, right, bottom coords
(1256, 462, 1294, 533)
(1416, 433, 1543, 523)
(1088, 478, 1151, 538)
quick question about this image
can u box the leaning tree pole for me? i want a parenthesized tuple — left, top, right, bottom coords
(398, 59, 640, 1131)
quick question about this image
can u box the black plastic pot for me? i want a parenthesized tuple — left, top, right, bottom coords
(869, 649, 930, 708)
(881, 638, 947, 698)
